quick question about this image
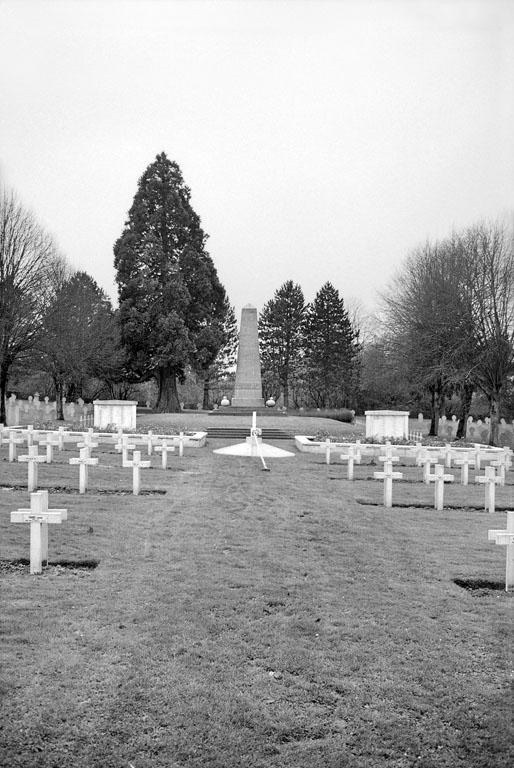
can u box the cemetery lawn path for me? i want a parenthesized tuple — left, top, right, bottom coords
(0, 439, 513, 768)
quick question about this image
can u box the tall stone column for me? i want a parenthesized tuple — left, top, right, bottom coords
(232, 304, 264, 407)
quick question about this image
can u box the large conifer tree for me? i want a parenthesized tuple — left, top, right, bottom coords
(303, 282, 360, 408)
(258, 280, 306, 408)
(114, 153, 228, 411)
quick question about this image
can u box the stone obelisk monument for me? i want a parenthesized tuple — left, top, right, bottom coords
(232, 304, 264, 407)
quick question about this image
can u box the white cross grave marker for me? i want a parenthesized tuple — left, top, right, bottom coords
(488, 511, 514, 592)
(175, 431, 187, 458)
(427, 464, 454, 511)
(454, 453, 475, 486)
(115, 433, 135, 465)
(378, 441, 400, 468)
(154, 440, 175, 469)
(24, 425, 37, 448)
(69, 448, 99, 493)
(324, 438, 332, 465)
(340, 444, 359, 480)
(441, 443, 454, 468)
(141, 430, 155, 456)
(373, 460, 403, 508)
(37, 433, 61, 464)
(490, 454, 507, 487)
(123, 450, 150, 495)
(8, 429, 24, 462)
(416, 450, 436, 485)
(77, 429, 99, 457)
(18, 445, 46, 492)
(475, 466, 502, 514)
(10, 490, 67, 574)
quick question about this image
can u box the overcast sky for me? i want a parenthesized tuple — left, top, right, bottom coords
(1, 0, 513, 322)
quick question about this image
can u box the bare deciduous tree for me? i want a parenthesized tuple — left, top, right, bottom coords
(0, 189, 56, 423)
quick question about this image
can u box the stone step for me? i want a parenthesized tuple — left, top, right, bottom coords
(206, 428, 293, 440)
(207, 407, 287, 417)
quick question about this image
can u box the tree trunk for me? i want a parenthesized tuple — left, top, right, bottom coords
(488, 391, 501, 447)
(456, 382, 473, 439)
(283, 380, 289, 409)
(428, 387, 438, 436)
(0, 361, 9, 424)
(54, 378, 65, 420)
(156, 367, 181, 412)
(202, 376, 210, 410)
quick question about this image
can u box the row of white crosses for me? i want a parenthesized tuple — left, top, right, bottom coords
(3, 426, 186, 496)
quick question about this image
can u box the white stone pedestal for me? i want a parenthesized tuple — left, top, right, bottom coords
(93, 400, 138, 430)
(365, 410, 409, 440)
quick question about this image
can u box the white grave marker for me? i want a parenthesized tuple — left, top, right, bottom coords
(340, 444, 359, 480)
(427, 464, 454, 511)
(476, 466, 502, 514)
(373, 460, 403, 508)
(488, 511, 514, 591)
(123, 450, 150, 495)
(8, 429, 24, 462)
(154, 440, 175, 469)
(115, 433, 136, 465)
(69, 448, 99, 493)
(454, 453, 475, 486)
(10, 490, 67, 574)
(18, 445, 46, 492)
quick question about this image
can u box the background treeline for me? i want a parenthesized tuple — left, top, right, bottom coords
(1, 154, 513, 444)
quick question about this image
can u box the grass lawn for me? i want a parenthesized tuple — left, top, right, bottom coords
(0, 421, 513, 767)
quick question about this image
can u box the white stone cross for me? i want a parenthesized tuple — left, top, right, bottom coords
(123, 450, 151, 495)
(154, 440, 175, 469)
(141, 430, 155, 456)
(488, 511, 514, 591)
(340, 444, 359, 480)
(373, 460, 403, 508)
(115, 433, 136, 465)
(24, 425, 38, 447)
(416, 450, 436, 485)
(175, 431, 187, 458)
(77, 429, 99, 456)
(427, 464, 454, 511)
(324, 438, 332, 465)
(476, 466, 502, 514)
(490, 454, 507, 487)
(454, 452, 476, 486)
(18, 445, 46, 492)
(69, 448, 99, 493)
(441, 443, 454, 468)
(10, 490, 67, 574)
(37, 433, 61, 464)
(7, 429, 24, 462)
(378, 441, 399, 466)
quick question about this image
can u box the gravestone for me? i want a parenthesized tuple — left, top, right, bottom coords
(231, 304, 264, 407)
(11, 491, 68, 574)
(488, 511, 514, 591)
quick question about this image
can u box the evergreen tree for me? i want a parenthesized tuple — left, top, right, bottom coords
(303, 282, 360, 408)
(114, 153, 228, 411)
(258, 281, 306, 408)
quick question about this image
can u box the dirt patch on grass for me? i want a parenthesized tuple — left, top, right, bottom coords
(0, 484, 166, 495)
(453, 577, 513, 596)
(0, 558, 100, 575)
